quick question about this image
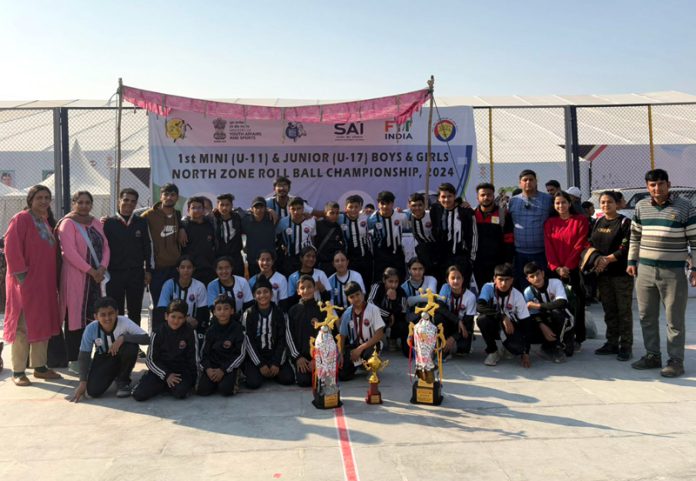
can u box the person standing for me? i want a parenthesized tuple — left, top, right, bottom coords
(628, 169, 696, 377)
(590, 191, 634, 361)
(212, 194, 244, 276)
(4, 185, 62, 385)
(141, 183, 181, 320)
(368, 191, 408, 282)
(508, 170, 553, 289)
(103, 188, 152, 327)
(57, 191, 110, 367)
(242, 197, 277, 277)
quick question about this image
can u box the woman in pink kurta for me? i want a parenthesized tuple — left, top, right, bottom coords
(4, 185, 62, 385)
(57, 191, 110, 364)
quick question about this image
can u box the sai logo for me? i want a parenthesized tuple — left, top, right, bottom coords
(434, 119, 456, 142)
(165, 118, 192, 142)
(213, 118, 227, 141)
(285, 122, 307, 142)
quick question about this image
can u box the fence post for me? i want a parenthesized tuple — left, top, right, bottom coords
(563, 106, 581, 189)
(488, 107, 494, 184)
(52, 109, 63, 216)
(648, 105, 655, 170)
(59, 108, 70, 215)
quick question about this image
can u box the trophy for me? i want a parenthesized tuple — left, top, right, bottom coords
(408, 288, 446, 405)
(362, 347, 389, 404)
(309, 301, 344, 409)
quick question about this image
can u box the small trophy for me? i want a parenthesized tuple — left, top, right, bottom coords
(310, 301, 344, 410)
(408, 288, 446, 406)
(362, 347, 389, 404)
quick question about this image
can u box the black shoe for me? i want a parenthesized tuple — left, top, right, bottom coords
(631, 353, 662, 370)
(617, 346, 632, 361)
(138, 349, 147, 359)
(595, 343, 619, 355)
(660, 358, 684, 378)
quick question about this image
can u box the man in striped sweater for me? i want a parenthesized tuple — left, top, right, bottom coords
(627, 169, 696, 377)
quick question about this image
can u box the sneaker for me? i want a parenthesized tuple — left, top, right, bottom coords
(116, 383, 133, 398)
(538, 348, 554, 362)
(574, 341, 582, 353)
(484, 351, 501, 366)
(33, 368, 62, 380)
(617, 346, 632, 362)
(388, 339, 398, 352)
(594, 343, 619, 355)
(68, 361, 80, 375)
(498, 347, 515, 360)
(553, 347, 567, 364)
(12, 374, 31, 386)
(631, 353, 662, 370)
(138, 349, 147, 359)
(660, 359, 684, 378)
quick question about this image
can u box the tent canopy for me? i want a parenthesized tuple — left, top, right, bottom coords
(121, 85, 431, 125)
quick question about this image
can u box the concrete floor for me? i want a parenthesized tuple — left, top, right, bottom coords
(1, 301, 696, 481)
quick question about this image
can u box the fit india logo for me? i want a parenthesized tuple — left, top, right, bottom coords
(165, 118, 192, 142)
(384, 119, 413, 140)
(434, 119, 457, 142)
(285, 122, 307, 142)
(213, 118, 227, 141)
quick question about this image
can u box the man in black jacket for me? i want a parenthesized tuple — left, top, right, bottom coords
(180, 196, 216, 285)
(104, 188, 153, 327)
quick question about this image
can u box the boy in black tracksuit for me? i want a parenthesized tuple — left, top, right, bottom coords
(103, 188, 153, 327)
(242, 276, 295, 388)
(180, 196, 217, 286)
(368, 268, 408, 356)
(133, 300, 198, 401)
(315, 202, 345, 276)
(212, 194, 245, 277)
(286, 275, 326, 387)
(197, 295, 246, 396)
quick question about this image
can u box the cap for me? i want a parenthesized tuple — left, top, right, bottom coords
(566, 186, 582, 199)
(252, 275, 273, 293)
(251, 196, 266, 208)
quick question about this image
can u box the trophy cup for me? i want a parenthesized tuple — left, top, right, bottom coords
(310, 301, 344, 409)
(362, 347, 389, 404)
(408, 288, 446, 406)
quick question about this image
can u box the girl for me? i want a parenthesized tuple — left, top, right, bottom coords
(287, 246, 330, 305)
(157, 256, 209, 342)
(401, 257, 438, 307)
(439, 265, 477, 356)
(249, 250, 289, 308)
(368, 267, 408, 356)
(590, 191, 633, 361)
(207, 256, 253, 314)
(544, 191, 589, 350)
(327, 250, 365, 309)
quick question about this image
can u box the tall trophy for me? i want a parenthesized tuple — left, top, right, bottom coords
(310, 301, 343, 409)
(362, 347, 389, 404)
(408, 288, 446, 405)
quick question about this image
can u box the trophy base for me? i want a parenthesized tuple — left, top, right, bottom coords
(312, 391, 343, 410)
(365, 384, 383, 404)
(410, 378, 443, 405)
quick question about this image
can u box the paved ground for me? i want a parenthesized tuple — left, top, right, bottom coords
(1, 301, 696, 481)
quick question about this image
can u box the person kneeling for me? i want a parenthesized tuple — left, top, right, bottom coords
(523, 262, 574, 363)
(197, 295, 246, 397)
(242, 276, 295, 388)
(476, 263, 532, 368)
(70, 297, 150, 402)
(132, 300, 198, 401)
(338, 282, 385, 381)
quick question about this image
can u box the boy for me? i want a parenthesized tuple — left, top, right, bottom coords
(523, 262, 574, 363)
(286, 275, 326, 387)
(266, 176, 315, 219)
(242, 197, 277, 277)
(368, 191, 408, 282)
(180, 196, 216, 285)
(338, 282, 385, 381)
(275, 197, 317, 276)
(406, 192, 437, 277)
(476, 263, 532, 368)
(242, 276, 295, 388)
(197, 295, 246, 396)
(213, 193, 244, 276)
(69, 297, 150, 402)
(315, 201, 345, 276)
(338, 194, 373, 286)
(133, 299, 198, 401)
(430, 182, 478, 286)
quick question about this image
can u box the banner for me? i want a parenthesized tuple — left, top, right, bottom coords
(149, 106, 477, 209)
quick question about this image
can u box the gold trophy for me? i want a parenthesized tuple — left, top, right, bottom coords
(408, 288, 446, 405)
(309, 301, 343, 409)
(362, 347, 389, 404)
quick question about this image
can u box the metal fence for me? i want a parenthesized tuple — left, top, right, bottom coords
(1, 102, 695, 233)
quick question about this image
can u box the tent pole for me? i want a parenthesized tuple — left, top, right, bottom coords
(115, 78, 123, 214)
(424, 75, 435, 208)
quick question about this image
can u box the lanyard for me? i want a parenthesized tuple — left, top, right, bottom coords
(352, 304, 369, 344)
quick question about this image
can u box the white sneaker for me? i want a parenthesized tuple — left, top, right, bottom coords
(484, 351, 501, 366)
(498, 347, 514, 360)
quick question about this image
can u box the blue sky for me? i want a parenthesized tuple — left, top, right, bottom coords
(1, 0, 694, 100)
